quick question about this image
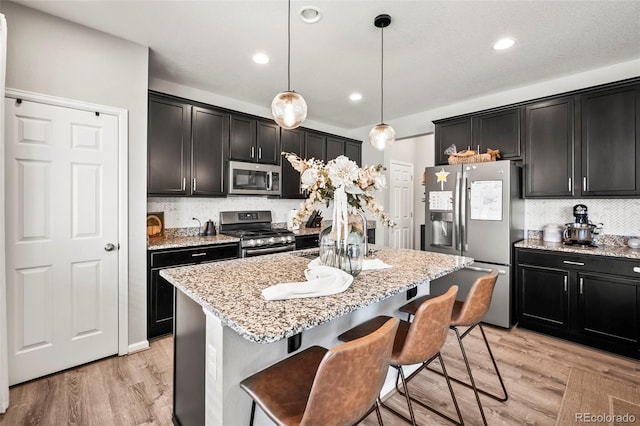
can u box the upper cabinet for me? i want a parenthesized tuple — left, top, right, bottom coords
(473, 107, 522, 159)
(345, 140, 362, 166)
(148, 94, 228, 197)
(280, 128, 305, 199)
(434, 107, 522, 165)
(524, 97, 575, 198)
(326, 137, 345, 161)
(305, 131, 326, 162)
(434, 117, 471, 165)
(148, 95, 191, 195)
(578, 84, 640, 196)
(229, 115, 280, 164)
(434, 77, 640, 199)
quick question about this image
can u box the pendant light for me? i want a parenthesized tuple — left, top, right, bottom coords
(369, 14, 395, 150)
(271, 0, 308, 129)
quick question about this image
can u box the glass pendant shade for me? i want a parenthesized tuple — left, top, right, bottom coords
(369, 123, 396, 150)
(271, 90, 308, 130)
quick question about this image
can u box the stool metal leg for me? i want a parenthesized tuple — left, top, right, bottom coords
(375, 399, 385, 426)
(380, 366, 417, 426)
(249, 400, 256, 426)
(454, 326, 488, 426)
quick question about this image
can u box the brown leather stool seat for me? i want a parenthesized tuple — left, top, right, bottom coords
(399, 269, 507, 426)
(338, 286, 461, 426)
(240, 317, 399, 426)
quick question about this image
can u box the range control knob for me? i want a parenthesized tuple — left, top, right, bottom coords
(268, 237, 276, 244)
(247, 239, 256, 247)
(256, 239, 264, 246)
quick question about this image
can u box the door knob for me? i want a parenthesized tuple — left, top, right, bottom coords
(104, 243, 116, 252)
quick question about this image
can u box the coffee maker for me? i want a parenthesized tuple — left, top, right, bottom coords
(563, 204, 602, 246)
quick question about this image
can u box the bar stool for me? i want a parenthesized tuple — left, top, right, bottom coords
(240, 317, 399, 426)
(338, 286, 462, 426)
(399, 270, 506, 426)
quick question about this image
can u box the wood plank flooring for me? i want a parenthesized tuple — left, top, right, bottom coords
(0, 326, 638, 426)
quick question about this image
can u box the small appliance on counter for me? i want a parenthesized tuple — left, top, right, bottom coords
(542, 224, 563, 242)
(563, 204, 602, 246)
(193, 217, 217, 236)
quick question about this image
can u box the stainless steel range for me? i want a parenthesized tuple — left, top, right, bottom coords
(219, 210, 295, 257)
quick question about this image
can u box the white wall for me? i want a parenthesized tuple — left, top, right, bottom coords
(0, 1, 149, 348)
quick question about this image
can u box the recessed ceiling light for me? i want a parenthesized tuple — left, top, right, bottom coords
(493, 37, 515, 51)
(252, 52, 270, 64)
(349, 93, 363, 101)
(298, 6, 322, 24)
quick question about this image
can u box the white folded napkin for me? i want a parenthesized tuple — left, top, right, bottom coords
(261, 265, 354, 301)
(307, 257, 393, 271)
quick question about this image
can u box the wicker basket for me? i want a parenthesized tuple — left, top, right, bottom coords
(448, 153, 494, 165)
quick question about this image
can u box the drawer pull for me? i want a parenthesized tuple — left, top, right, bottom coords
(563, 260, 585, 266)
(191, 252, 207, 257)
(579, 277, 583, 295)
(564, 276, 567, 292)
(634, 267, 640, 274)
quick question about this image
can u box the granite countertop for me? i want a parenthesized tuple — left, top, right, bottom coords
(148, 234, 240, 251)
(160, 248, 473, 344)
(515, 239, 640, 260)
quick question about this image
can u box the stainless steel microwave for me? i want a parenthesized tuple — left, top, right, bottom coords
(228, 161, 281, 196)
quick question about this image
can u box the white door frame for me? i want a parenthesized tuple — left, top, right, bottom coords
(4, 88, 129, 356)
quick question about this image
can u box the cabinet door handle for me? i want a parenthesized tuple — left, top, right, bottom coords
(579, 277, 584, 295)
(251, 146, 255, 159)
(564, 276, 568, 292)
(258, 147, 262, 159)
(563, 260, 585, 266)
(568, 177, 572, 192)
(583, 176, 587, 192)
(192, 178, 197, 192)
(182, 177, 186, 191)
(634, 267, 640, 274)
(191, 252, 207, 257)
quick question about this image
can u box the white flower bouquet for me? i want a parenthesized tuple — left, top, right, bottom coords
(283, 152, 395, 231)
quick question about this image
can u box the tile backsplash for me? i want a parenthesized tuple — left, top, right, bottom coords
(149, 197, 640, 239)
(147, 197, 304, 229)
(524, 199, 640, 237)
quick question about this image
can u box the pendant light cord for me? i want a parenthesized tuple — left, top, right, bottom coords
(287, 0, 291, 92)
(380, 25, 384, 124)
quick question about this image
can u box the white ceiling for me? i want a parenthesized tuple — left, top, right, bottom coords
(12, 0, 640, 130)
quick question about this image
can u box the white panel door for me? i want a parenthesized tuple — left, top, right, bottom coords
(389, 161, 414, 249)
(5, 98, 119, 385)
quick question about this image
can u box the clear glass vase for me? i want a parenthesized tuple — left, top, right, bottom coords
(318, 214, 365, 277)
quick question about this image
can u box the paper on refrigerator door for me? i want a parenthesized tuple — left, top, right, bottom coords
(470, 180, 503, 221)
(428, 191, 453, 211)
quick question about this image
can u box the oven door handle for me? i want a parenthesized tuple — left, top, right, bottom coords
(244, 245, 295, 256)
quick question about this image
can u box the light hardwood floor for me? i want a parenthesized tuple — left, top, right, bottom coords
(1, 326, 638, 426)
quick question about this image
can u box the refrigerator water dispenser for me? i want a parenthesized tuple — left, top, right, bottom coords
(430, 212, 453, 247)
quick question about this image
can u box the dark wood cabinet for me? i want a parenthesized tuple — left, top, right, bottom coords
(517, 264, 569, 330)
(434, 117, 471, 165)
(191, 107, 228, 196)
(577, 272, 638, 346)
(579, 84, 640, 196)
(305, 131, 326, 162)
(148, 96, 191, 195)
(326, 137, 345, 161)
(295, 234, 319, 250)
(281, 128, 305, 198)
(148, 94, 228, 197)
(515, 248, 640, 359)
(345, 140, 362, 166)
(229, 115, 280, 164)
(473, 107, 522, 159)
(524, 97, 575, 197)
(147, 243, 239, 338)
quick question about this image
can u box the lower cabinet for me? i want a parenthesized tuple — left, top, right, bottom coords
(147, 243, 239, 339)
(515, 248, 640, 359)
(295, 234, 320, 250)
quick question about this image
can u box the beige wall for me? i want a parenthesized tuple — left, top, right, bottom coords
(1, 1, 149, 349)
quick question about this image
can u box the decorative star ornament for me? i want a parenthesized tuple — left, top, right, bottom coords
(435, 168, 450, 190)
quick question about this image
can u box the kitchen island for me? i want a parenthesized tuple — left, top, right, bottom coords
(160, 248, 473, 426)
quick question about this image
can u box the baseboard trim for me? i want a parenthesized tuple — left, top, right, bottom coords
(127, 340, 150, 354)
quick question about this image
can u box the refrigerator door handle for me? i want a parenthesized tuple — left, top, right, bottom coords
(464, 265, 507, 275)
(460, 173, 468, 251)
(454, 171, 462, 251)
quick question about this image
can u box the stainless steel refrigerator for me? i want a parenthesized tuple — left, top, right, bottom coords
(424, 160, 523, 328)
